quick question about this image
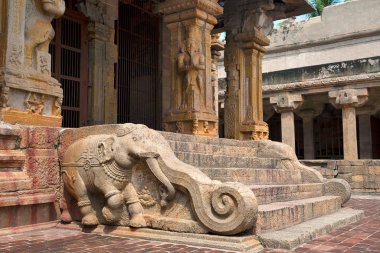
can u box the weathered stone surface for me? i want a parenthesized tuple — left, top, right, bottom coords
(0, 0, 65, 126)
(60, 124, 257, 236)
(259, 208, 364, 250)
(323, 179, 351, 205)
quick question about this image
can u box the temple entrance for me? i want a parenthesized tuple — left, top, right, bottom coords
(117, 0, 161, 129)
(50, 0, 88, 128)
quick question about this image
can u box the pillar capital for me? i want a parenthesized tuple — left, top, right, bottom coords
(328, 88, 368, 109)
(270, 93, 303, 113)
(159, 0, 223, 25)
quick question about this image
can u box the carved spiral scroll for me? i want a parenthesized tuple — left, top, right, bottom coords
(200, 183, 258, 235)
(158, 156, 258, 235)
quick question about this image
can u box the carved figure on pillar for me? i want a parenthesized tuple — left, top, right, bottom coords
(25, 0, 66, 72)
(177, 27, 205, 111)
(0, 0, 65, 127)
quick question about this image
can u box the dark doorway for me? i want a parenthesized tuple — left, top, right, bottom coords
(313, 104, 343, 159)
(117, 0, 161, 129)
(50, 0, 88, 128)
(372, 115, 380, 159)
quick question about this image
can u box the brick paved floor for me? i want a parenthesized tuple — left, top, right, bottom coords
(0, 196, 379, 253)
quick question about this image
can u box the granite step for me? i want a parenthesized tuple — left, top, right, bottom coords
(174, 151, 280, 169)
(167, 140, 258, 157)
(259, 208, 364, 250)
(250, 183, 324, 204)
(200, 167, 302, 185)
(256, 196, 342, 233)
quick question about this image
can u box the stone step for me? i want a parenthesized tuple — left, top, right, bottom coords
(175, 151, 279, 169)
(200, 167, 302, 185)
(256, 196, 342, 233)
(167, 140, 258, 157)
(259, 208, 364, 250)
(250, 183, 324, 204)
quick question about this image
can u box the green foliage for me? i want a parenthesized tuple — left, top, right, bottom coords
(308, 0, 348, 17)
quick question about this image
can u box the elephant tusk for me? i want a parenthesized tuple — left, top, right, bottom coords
(143, 155, 176, 206)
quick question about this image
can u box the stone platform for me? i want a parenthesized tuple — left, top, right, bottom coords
(0, 197, 377, 253)
(161, 132, 363, 249)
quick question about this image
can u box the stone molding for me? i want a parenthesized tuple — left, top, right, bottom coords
(262, 72, 380, 94)
(159, 0, 223, 20)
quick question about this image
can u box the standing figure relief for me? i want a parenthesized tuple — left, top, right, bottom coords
(177, 26, 205, 111)
(25, 0, 65, 70)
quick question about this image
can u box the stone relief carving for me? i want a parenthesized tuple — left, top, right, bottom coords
(177, 26, 205, 111)
(9, 45, 23, 67)
(25, 92, 45, 114)
(176, 121, 183, 133)
(53, 96, 62, 116)
(61, 124, 257, 235)
(24, 0, 65, 72)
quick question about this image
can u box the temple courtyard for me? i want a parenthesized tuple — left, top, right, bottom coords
(0, 195, 378, 253)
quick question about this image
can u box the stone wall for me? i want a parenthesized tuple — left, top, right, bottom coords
(302, 160, 380, 193)
(0, 123, 60, 228)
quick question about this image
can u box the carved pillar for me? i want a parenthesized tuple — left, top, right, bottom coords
(224, 0, 275, 140)
(270, 93, 303, 150)
(329, 88, 368, 160)
(78, 0, 118, 125)
(299, 110, 316, 159)
(159, 0, 223, 136)
(0, 0, 65, 126)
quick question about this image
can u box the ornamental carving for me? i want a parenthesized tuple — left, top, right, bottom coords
(177, 26, 205, 111)
(25, 0, 65, 72)
(25, 92, 45, 114)
(61, 124, 258, 235)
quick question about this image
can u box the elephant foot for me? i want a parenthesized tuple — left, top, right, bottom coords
(82, 213, 99, 226)
(60, 209, 72, 223)
(129, 213, 147, 228)
(102, 206, 122, 223)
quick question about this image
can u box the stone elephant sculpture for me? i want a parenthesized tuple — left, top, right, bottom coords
(61, 127, 176, 227)
(61, 124, 257, 235)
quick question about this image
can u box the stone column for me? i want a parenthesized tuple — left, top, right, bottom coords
(78, 0, 118, 125)
(299, 110, 316, 159)
(329, 88, 368, 160)
(223, 0, 276, 140)
(0, 0, 65, 126)
(159, 0, 223, 136)
(270, 93, 303, 150)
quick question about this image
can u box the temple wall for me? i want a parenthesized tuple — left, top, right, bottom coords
(0, 124, 60, 228)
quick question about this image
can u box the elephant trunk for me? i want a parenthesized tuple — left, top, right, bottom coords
(139, 152, 176, 207)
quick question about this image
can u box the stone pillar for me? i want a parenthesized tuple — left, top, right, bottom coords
(358, 113, 373, 159)
(329, 88, 368, 160)
(78, 0, 118, 125)
(223, 0, 276, 140)
(299, 110, 316, 159)
(270, 93, 303, 150)
(0, 0, 65, 126)
(159, 0, 223, 136)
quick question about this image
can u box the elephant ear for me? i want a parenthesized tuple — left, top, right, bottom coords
(97, 137, 115, 164)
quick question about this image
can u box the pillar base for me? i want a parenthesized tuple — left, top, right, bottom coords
(163, 112, 218, 137)
(239, 121, 268, 140)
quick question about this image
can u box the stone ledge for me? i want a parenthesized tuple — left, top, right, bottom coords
(259, 208, 364, 250)
(0, 190, 55, 207)
(57, 223, 264, 253)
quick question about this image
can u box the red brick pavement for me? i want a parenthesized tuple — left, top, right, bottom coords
(263, 196, 380, 253)
(0, 196, 379, 253)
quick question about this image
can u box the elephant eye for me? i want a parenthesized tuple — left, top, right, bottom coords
(133, 137, 138, 141)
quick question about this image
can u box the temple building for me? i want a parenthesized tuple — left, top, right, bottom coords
(0, 0, 377, 251)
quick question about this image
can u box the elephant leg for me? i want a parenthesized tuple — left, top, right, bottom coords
(93, 172, 123, 223)
(62, 169, 98, 225)
(124, 183, 146, 228)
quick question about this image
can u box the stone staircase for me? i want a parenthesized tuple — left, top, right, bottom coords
(161, 132, 364, 250)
